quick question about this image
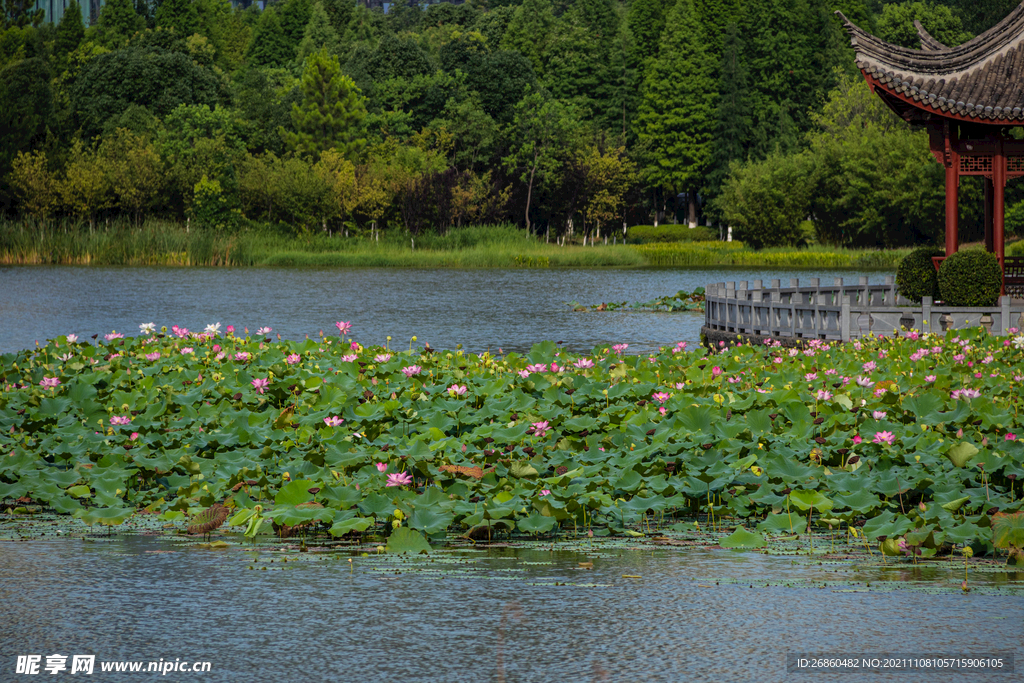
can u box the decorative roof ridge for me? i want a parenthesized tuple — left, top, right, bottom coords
(836, 4, 1024, 76)
(914, 20, 947, 52)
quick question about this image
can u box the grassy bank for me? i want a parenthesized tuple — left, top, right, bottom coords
(1, 219, 908, 269)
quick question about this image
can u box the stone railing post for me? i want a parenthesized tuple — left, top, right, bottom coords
(922, 296, 932, 334)
(1001, 295, 1011, 336)
(841, 295, 851, 341)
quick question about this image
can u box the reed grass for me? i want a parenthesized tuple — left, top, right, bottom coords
(0, 219, 907, 269)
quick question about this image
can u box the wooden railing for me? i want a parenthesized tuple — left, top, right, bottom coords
(704, 276, 1024, 341)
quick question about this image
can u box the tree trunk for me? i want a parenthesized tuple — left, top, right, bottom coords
(688, 190, 698, 229)
(525, 153, 538, 233)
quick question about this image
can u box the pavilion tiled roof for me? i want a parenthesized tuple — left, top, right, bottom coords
(837, 4, 1024, 122)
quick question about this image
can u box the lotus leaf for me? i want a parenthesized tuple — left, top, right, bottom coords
(385, 527, 432, 554)
(720, 527, 767, 548)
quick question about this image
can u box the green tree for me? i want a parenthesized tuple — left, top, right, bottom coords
(98, 0, 145, 47)
(705, 22, 751, 222)
(278, 0, 313, 52)
(155, 0, 201, 36)
(246, 8, 292, 68)
(877, 2, 972, 49)
(627, 0, 673, 66)
(286, 48, 368, 160)
(10, 149, 58, 219)
(635, 0, 716, 225)
(503, 91, 582, 232)
(99, 128, 163, 224)
(322, 0, 352, 39)
(714, 151, 813, 248)
(500, 0, 555, 76)
(53, 0, 85, 63)
(296, 0, 340, 63)
(0, 57, 51, 182)
(69, 47, 227, 138)
(58, 140, 111, 228)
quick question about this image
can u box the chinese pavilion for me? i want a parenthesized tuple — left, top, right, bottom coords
(838, 5, 1024, 292)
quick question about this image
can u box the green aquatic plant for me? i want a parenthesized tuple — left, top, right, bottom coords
(1, 324, 1023, 559)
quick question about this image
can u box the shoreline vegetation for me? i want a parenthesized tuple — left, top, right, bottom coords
(0, 220, 918, 269)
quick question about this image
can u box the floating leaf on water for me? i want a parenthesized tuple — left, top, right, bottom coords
(719, 527, 767, 548)
(385, 527, 432, 554)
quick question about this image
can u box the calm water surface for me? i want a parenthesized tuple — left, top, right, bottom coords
(0, 536, 1020, 683)
(0, 267, 891, 353)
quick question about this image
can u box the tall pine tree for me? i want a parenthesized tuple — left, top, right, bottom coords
(500, 0, 555, 78)
(246, 8, 293, 68)
(53, 0, 85, 63)
(98, 0, 144, 47)
(156, 0, 201, 37)
(296, 0, 340, 63)
(286, 48, 367, 160)
(634, 0, 716, 226)
(626, 0, 672, 66)
(322, 0, 352, 41)
(704, 21, 751, 222)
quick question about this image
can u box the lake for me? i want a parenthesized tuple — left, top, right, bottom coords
(1, 533, 1020, 683)
(0, 266, 892, 354)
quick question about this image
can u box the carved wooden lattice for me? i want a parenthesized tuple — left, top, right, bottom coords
(959, 155, 993, 174)
(1008, 156, 1024, 174)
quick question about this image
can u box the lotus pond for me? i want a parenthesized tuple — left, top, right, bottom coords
(3, 321, 1024, 568)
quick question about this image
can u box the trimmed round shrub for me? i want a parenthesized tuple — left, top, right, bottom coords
(895, 246, 942, 303)
(627, 225, 717, 244)
(937, 250, 1003, 306)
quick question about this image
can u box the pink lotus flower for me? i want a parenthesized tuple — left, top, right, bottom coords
(226, 325, 235, 334)
(323, 416, 344, 427)
(109, 415, 131, 426)
(65, 334, 78, 343)
(924, 375, 936, 383)
(1007, 433, 1017, 441)
(712, 366, 723, 377)
(862, 361, 876, 373)
(286, 353, 300, 365)
(612, 343, 628, 353)
(805, 373, 817, 381)
(852, 435, 863, 445)
(873, 431, 895, 445)
(104, 331, 124, 341)
(130, 432, 139, 441)
(215, 352, 226, 361)
(873, 411, 887, 419)
(816, 390, 832, 401)
(376, 462, 388, 473)
(953, 354, 965, 364)
(374, 353, 392, 363)
(573, 358, 594, 369)
(401, 365, 422, 377)
(143, 351, 161, 361)
(674, 382, 685, 390)
(335, 321, 352, 335)
(181, 347, 194, 355)
(517, 369, 530, 379)
(652, 392, 671, 403)
(58, 353, 73, 361)
(525, 363, 548, 373)
(341, 354, 358, 362)
(39, 377, 61, 389)
(251, 378, 269, 394)
(448, 384, 467, 397)
(549, 362, 562, 372)
(873, 387, 887, 398)
(531, 421, 550, 437)
(539, 489, 551, 496)
(386, 471, 413, 487)
(234, 352, 250, 362)
(257, 327, 272, 335)
(773, 357, 783, 364)
(824, 369, 838, 376)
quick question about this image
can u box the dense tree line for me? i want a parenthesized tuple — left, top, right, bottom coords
(0, 0, 1020, 246)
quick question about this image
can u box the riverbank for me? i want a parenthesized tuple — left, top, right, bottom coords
(0, 220, 915, 269)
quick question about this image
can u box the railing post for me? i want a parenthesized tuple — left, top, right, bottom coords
(884, 275, 895, 306)
(841, 295, 851, 341)
(922, 296, 932, 334)
(859, 276, 869, 306)
(1001, 295, 1011, 336)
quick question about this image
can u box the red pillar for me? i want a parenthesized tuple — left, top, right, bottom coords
(944, 124, 959, 256)
(994, 139, 1006, 294)
(984, 178, 994, 252)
